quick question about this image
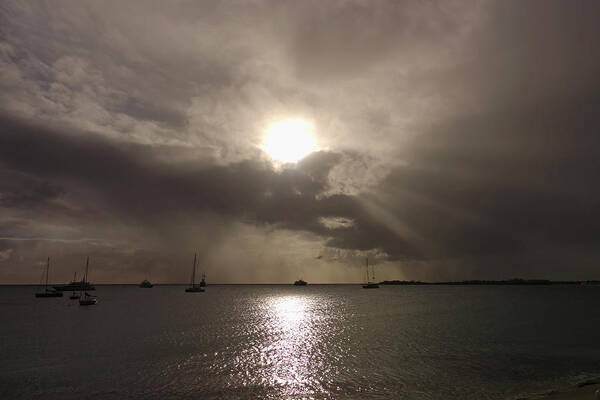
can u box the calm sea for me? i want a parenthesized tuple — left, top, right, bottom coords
(1, 285, 599, 399)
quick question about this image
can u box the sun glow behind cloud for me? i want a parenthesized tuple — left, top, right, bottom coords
(262, 119, 319, 163)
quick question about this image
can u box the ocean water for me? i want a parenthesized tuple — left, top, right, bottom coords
(1, 284, 599, 400)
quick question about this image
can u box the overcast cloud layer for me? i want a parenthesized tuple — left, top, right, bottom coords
(1, 0, 600, 283)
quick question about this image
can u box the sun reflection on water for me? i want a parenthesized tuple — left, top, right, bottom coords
(260, 295, 327, 399)
(272, 296, 307, 327)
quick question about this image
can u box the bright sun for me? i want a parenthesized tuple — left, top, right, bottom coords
(262, 119, 319, 163)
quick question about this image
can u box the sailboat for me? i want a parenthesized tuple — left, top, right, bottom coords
(185, 253, 205, 292)
(139, 269, 153, 288)
(79, 257, 98, 306)
(35, 257, 63, 297)
(362, 257, 380, 289)
(139, 279, 153, 288)
(69, 272, 80, 299)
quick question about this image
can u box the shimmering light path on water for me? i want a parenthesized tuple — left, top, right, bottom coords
(1, 285, 600, 400)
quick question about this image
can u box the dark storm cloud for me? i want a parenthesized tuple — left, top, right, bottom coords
(0, 115, 358, 237)
(0, 113, 366, 281)
(399, 98, 600, 249)
(0, 115, 412, 265)
(336, 0, 600, 275)
(0, 169, 64, 209)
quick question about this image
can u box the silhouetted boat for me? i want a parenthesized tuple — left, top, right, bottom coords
(139, 279, 153, 288)
(79, 292, 97, 305)
(362, 282, 380, 289)
(79, 257, 97, 306)
(185, 253, 205, 293)
(35, 257, 63, 298)
(53, 278, 95, 292)
(69, 272, 80, 299)
(294, 279, 307, 286)
(362, 257, 379, 289)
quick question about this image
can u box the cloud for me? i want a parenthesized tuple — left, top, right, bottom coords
(0, 115, 370, 280)
(1, 1, 600, 282)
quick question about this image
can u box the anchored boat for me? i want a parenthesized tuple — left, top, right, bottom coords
(185, 253, 205, 293)
(69, 272, 80, 299)
(362, 257, 380, 289)
(53, 278, 95, 292)
(139, 279, 153, 288)
(79, 257, 98, 306)
(35, 257, 63, 298)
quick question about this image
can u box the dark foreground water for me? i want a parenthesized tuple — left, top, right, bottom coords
(1, 285, 599, 400)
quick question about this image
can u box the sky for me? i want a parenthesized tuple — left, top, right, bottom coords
(1, 0, 600, 284)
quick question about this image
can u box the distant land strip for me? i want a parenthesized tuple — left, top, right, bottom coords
(380, 279, 600, 285)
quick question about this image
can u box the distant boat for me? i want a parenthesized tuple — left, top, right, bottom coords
(79, 257, 98, 306)
(294, 279, 307, 286)
(139, 279, 153, 288)
(79, 292, 97, 306)
(35, 257, 63, 298)
(200, 272, 207, 287)
(362, 257, 379, 289)
(53, 274, 95, 292)
(185, 253, 205, 293)
(69, 272, 80, 299)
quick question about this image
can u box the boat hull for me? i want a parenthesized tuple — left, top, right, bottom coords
(79, 298, 97, 306)
(362, 284, 380, 289)
(35, 292, 63, 298)
(185, 287, 205, 292)
(53, 284, 95, 291)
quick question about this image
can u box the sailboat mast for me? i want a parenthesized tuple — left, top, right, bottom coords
(192, 253, 197, 286)
(45, 257, 50, 291)
(81, 257, 89, 295)
(72, 271, 77, 295)
(372, 261, 375, 281)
